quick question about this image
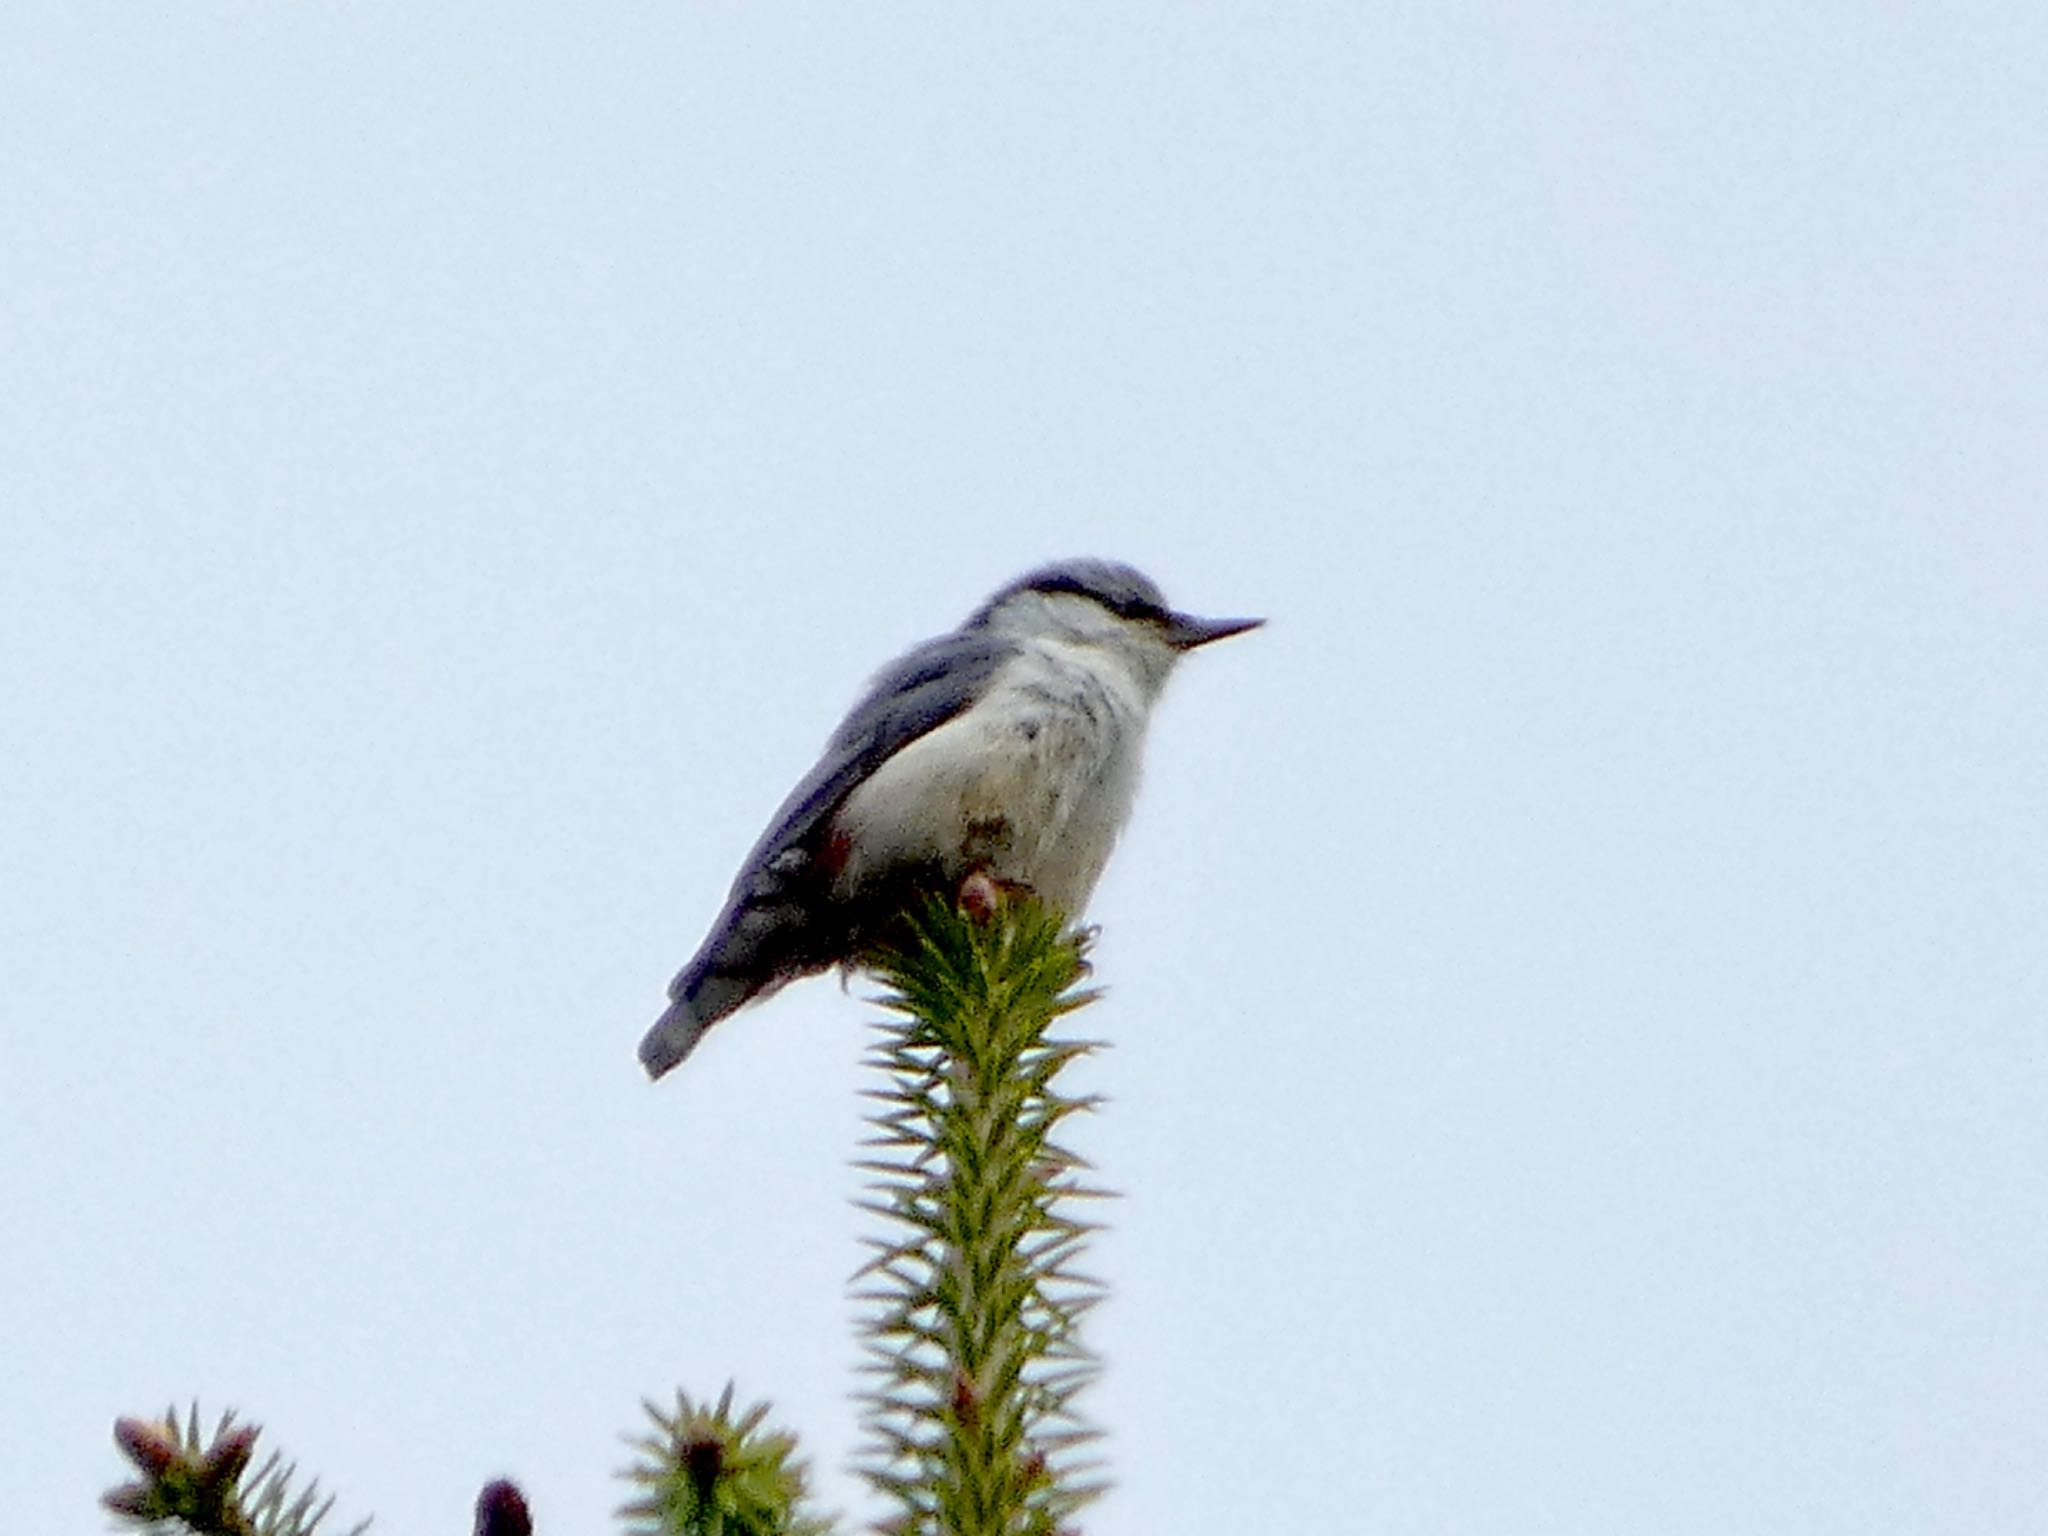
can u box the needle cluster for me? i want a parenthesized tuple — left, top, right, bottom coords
(103, 1406, 366, 1536)
(619, 1386, 830, 1536)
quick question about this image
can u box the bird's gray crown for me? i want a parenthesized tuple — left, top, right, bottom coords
(968, 559, 1169, 628)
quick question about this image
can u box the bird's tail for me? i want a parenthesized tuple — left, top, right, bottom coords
(638, 971, 759, 1079)
(638, 896, 823, 1080)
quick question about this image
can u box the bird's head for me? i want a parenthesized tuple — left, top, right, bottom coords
(971, 558, 1262, 694)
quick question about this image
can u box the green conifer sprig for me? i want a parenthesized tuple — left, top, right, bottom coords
(619, 1386, 832, 1536)
(102, 1405, 367, 1536)
(856, 897, 1110, 1536)
(106, 900, 1124, 1536)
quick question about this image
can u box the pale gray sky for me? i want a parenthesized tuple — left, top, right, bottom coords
(4, 5, 2044, 1533)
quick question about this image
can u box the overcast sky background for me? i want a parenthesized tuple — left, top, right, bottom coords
(4, 5, 2044, 1533)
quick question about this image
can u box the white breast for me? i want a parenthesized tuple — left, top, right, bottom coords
(830, 638, 1154, 915)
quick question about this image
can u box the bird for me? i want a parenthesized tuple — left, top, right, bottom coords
(639, 558, 1262, 1080)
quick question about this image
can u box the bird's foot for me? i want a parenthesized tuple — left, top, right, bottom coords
(956, 868, 1034, 923)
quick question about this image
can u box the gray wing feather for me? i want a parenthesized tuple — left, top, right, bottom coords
(640, 628, 1016, 1078)
(737, 629, 1017, 874)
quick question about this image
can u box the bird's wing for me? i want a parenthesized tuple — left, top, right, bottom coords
(732, 627, 1017, 881)
(643, 628, 1017, 1078)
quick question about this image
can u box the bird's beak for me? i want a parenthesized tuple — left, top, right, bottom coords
(1165, 611, 1265, 650)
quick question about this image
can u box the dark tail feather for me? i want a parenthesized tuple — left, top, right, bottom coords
(638, 970, 759, 1079)
(639, 896, 826, 1080)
